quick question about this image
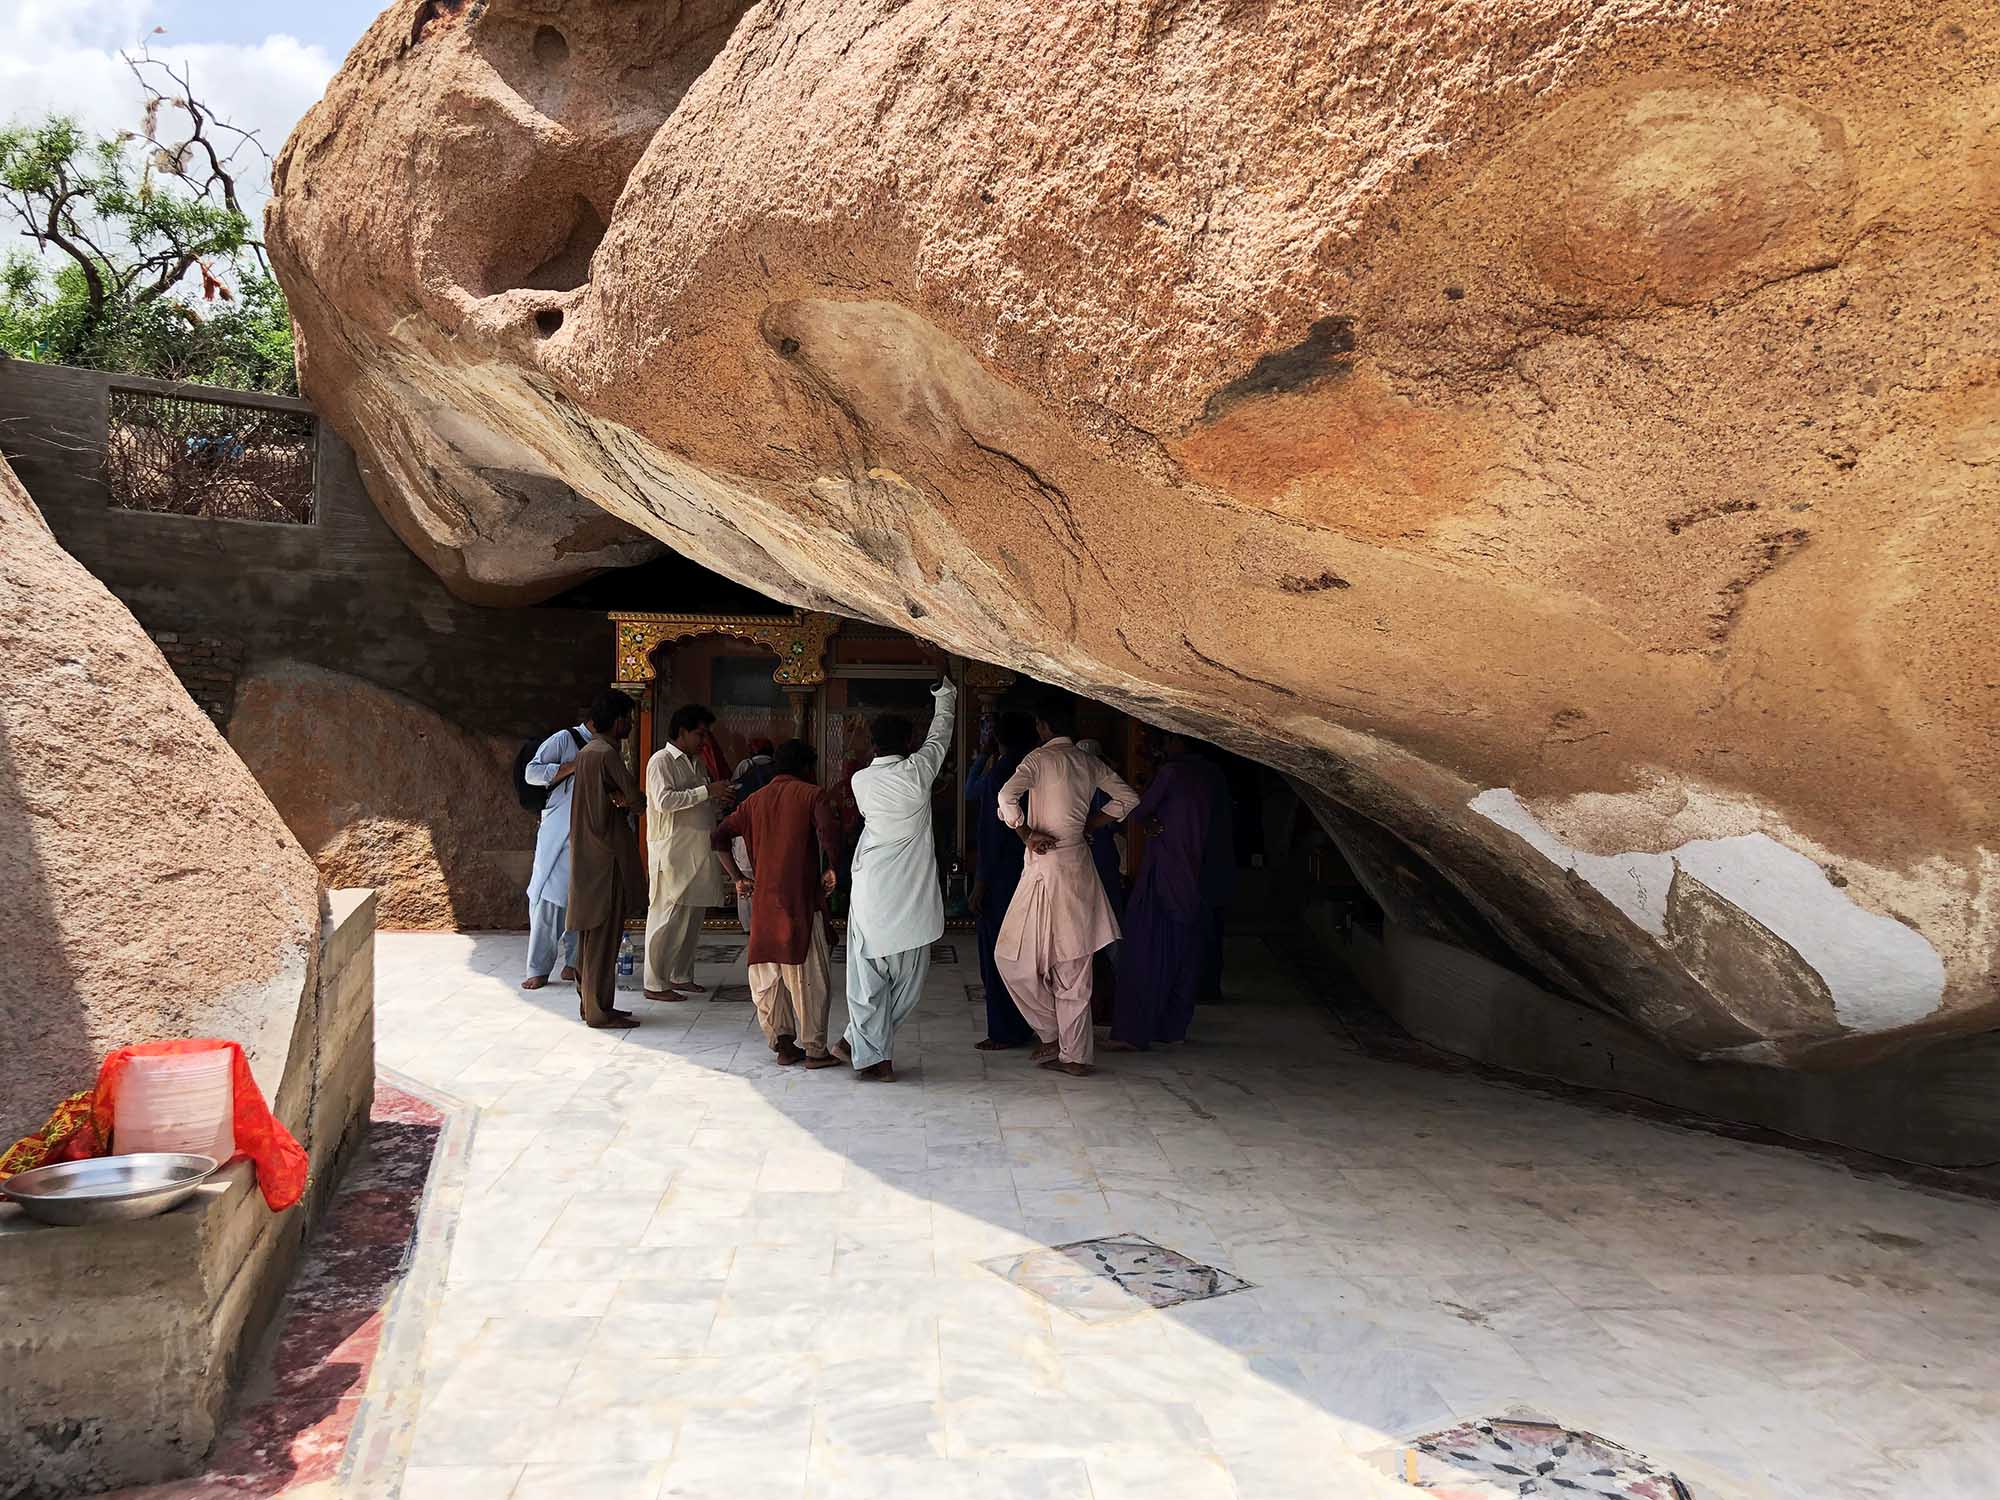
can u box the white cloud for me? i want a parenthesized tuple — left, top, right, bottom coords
(0, 0, 339, 244)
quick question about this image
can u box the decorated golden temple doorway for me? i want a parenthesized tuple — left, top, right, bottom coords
(607, 610, 1036, 920)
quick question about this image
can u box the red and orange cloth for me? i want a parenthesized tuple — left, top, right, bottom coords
(0, 1091, 101, 1182)
(0, 1040, 307, 1211)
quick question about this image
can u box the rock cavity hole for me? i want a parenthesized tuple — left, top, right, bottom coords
(533, 25, 569, 66)
(409, 0, 472, 48)
(522, 196, 606, 294)
(534, 308, 565, 338)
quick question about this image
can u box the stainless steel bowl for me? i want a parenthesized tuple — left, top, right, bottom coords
(0, 1153, 220, 1227)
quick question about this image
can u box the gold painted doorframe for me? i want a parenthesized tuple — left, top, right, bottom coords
(608, 609, 841, 840)
(610, 609, 842, 694)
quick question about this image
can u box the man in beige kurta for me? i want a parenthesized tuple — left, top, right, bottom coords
(644, 703, 734, 1000)
(565, 691, 644, 1030)
(996, 697, 1138, 1074)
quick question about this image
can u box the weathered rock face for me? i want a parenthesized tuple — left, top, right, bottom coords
(270, 1, 1999, 1067)
(230, 662, 532, 931)
(0, 457, 322, 1144)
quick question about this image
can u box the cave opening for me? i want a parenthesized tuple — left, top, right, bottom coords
(553, 548, 1391, 1042)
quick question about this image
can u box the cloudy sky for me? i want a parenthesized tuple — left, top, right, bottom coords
(2, 0, 387, 227)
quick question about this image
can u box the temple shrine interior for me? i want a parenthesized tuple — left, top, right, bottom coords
(549, 553, 1367, 944)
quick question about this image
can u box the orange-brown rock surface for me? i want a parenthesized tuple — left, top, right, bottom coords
(270, 1, 1998, 1066)
(0, 457, 322, 1144)
(230, 661, 532, 930)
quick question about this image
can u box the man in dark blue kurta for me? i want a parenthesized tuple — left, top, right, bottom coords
(1074, 739, 1128, 1024)
(1106, 734, 1223, 1050)
(1076, 742, 1127, 925)
(967, 711, 1038, 1049)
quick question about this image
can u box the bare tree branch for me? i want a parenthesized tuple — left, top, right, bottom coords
(31, 174, 109, 316)
(121, 48, 273, 274)
(136, 251, 205, 304)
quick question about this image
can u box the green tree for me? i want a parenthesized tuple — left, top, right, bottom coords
(0, 55, 296, 394)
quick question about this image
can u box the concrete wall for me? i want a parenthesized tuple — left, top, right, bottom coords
(0, 890, 378, 1498)
(0, 362, 606, 741)
(1319, 915, 2000, 1171)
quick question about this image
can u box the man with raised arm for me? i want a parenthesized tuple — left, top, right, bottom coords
(995, 696, 1139, 1076)
(837, 679, 957, 1081)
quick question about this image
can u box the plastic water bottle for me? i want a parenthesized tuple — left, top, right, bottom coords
(616, 934, 635, 978)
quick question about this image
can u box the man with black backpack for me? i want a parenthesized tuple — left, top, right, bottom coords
(517, 710, 593, 991)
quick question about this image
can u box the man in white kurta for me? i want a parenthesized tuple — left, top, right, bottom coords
(839, 680, 956, 1080)
(996, 704, 1139, 1073)
(522, 720, 592, 989)
(644, 706, 734, 999)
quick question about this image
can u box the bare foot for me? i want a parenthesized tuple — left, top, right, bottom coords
(587, 1014, 640, 1030)
(560, 966, 578, 982)
(1100, 1039, 1142, 1052)
(1038, 1059, 1095, 1077)
(974, 1038, 1018, 1051)
(775, 1041, 806, 1065)
(1030, 1042, 1059, 1063)
(521, 976, 549, 991)
(801, 1053, 840, 1070)
(644, 989, 687, 1003)
(669, 980, 704, 995)
(858, 1061, 897, 1082)
(831, 1039, 853, 1063)
(770, 1033, 797, 1054)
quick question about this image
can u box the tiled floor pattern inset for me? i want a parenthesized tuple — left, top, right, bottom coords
(1366, 1417, 1693, 1498)
(374, 932, 2000, 1500)
(694, 943, 745, 964)
(985, 1233, 1252, 1322)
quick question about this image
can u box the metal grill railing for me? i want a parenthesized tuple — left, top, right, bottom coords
(103, 387, 316, 524)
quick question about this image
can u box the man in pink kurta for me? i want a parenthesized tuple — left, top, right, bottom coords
(995, 698, 1139, 1074)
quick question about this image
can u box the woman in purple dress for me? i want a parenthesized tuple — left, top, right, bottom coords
(1105, 733, 1222, 1050)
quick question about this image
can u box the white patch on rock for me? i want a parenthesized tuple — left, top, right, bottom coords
(1470, 788, 1676, 936)
(1470, 788, 1946, 1033)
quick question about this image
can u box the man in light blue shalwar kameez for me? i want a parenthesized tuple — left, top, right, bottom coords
(522, 720, 592, 989)
(836, 679, 956, 1081)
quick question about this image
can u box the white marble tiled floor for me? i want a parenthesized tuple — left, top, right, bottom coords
(375, 932, 2000, 1500)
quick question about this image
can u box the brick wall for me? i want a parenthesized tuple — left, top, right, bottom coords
(148, 630, 245, 728)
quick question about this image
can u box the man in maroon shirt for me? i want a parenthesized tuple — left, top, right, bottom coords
(712, 739, 842, 1067)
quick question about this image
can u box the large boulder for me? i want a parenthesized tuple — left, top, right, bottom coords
(268, 1, 1999, 1067)
(0, 457, 322, 1144)
(229, 661, 532, 930)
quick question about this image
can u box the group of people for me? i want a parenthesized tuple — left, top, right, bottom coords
(968, 703, 1233, 1074)
(520, 678, 1232, 1079)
